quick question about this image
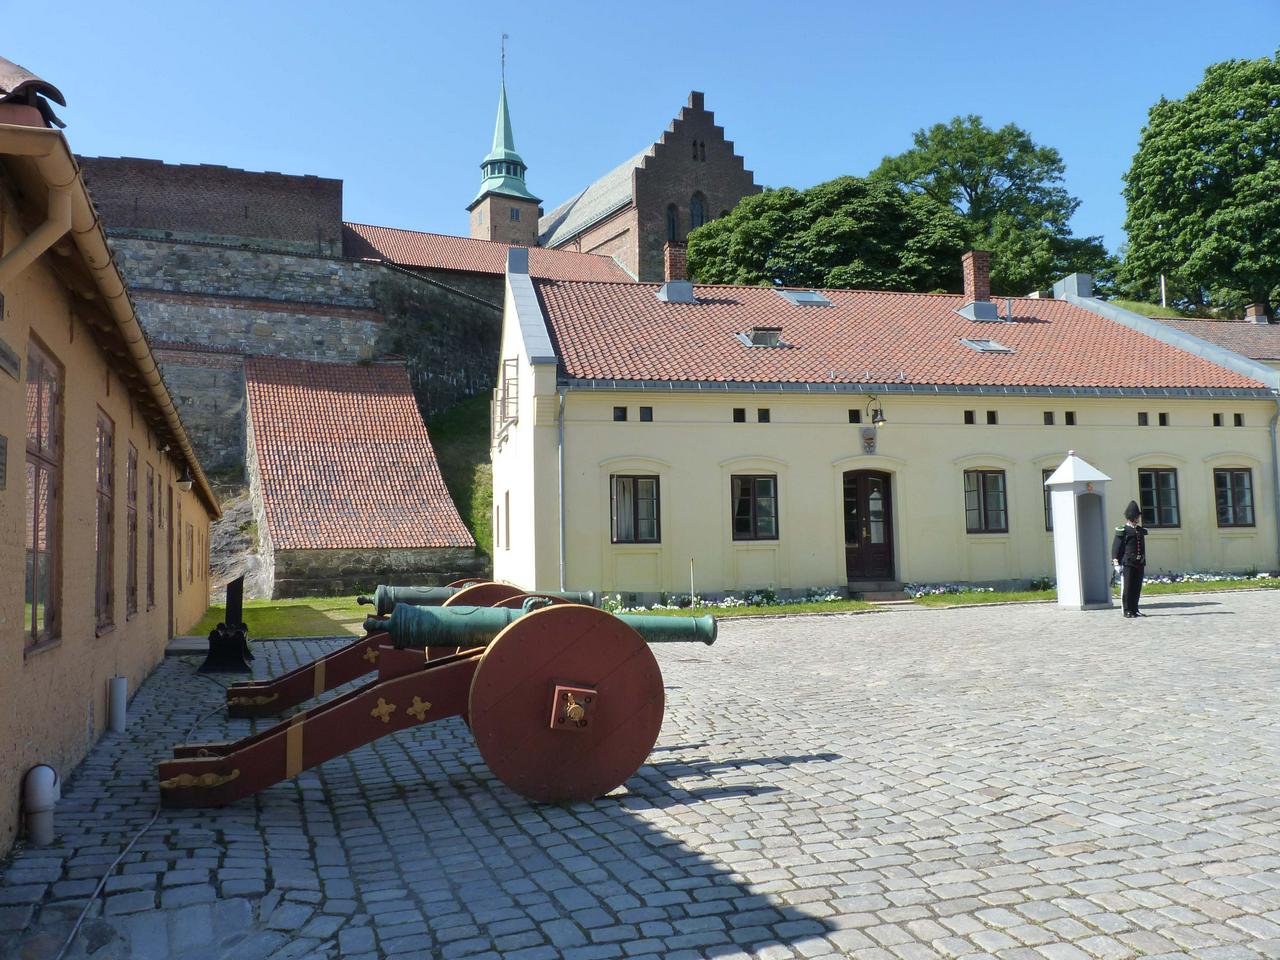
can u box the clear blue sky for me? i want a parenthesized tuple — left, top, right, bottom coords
(9, 0, 1278, 253)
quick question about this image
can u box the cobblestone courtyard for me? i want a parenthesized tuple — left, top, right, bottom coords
(2, 591, 1278, 960)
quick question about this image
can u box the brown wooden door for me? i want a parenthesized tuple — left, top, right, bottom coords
(844, 470, 894, 581)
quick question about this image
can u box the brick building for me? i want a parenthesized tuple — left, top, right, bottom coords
(538, 92, 760, 281)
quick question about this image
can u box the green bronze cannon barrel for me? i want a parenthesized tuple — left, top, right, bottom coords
(357, 584, 599, 616)
(364, 604, 716, 650)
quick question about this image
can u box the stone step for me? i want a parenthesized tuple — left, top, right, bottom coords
(861, 592, 910, 602)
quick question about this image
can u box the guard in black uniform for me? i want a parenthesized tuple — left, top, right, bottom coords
(1111, 500, 1147, 618)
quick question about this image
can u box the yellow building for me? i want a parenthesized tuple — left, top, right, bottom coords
(491, 250, 1279, 597)
(0, 60, 218, 853)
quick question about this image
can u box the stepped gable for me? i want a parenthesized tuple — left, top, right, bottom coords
(534, 281, 1271, 391)
(343, 222, 633, 282)
(1157, 317, 1280, 363)
(244, 357, 473, 551)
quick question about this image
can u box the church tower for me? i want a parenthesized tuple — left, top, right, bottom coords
(468, 78, 541, 245)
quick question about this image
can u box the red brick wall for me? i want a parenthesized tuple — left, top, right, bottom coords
(962, 250, 991, 301)
(469, 194, 540, 246)
(77, 156, 343, 253)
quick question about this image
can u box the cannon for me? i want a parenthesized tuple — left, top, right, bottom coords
(158, 603, 716, 807)
(357, 582, 599, 616)
(223, 581, 587, 718)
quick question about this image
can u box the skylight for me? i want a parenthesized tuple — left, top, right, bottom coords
(775, 289, 832, 307)
(960, 337, 1014, 354)
(734, 326, 788, 348)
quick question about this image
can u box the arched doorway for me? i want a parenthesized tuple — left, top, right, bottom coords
(843, 470, 894, 581)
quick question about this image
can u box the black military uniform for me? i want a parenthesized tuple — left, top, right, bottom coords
(1111, 500, 1147, 618)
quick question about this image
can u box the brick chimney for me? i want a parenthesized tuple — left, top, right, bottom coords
(664, 241, 688, 282)
(1245, 302, 1271, 324)
(961, 251, 991, 302)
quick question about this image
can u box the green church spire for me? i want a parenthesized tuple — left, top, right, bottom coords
(469, 78, 540, 208)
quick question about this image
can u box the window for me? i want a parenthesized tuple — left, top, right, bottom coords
(126, 446, 138, 617)
(95, 411, 115, 631)
(186, 523, 194, 584)
(1214, 469, 1254, 527)
(1042, 469, 1054, 531)
(611, 476, 660, 543)
(986, 410, 998, 425)
(1213, 413, 1223, 427)
(732, 408, 746, 423)
(666, 204, 678, 242)
(504, 490, 510, 549)
(699, 141, 706, 162)
(25, 341, 61, 648)
(690, 192, 706, 230)
(493, 503, 500, 550)
(1065, 411, 1076, 426)
(613, 406, 627, 422)
(849, 409, 862, 424)
(639, 406, 653, 422)
(692, 141, 698, 160)
(963, 410, 975, 425)
(960, 337, 1014, 354)
(1138, 412, 1149, 426)
(146, 464, 155, 608)
(1138, 468, 1179, 527)
(964, 470, 1008, 533)
(509, 207, 521, 222)
(1234, 413, 1244, 427)
(176, 500, 182, 594)
(1043, 411, 1054, 425)
(732, 475, 778, 540)
(1158, 412, 1169, 427)
(757, 408, 771, 423)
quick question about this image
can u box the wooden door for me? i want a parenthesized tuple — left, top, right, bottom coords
(843, 470, 894, 581)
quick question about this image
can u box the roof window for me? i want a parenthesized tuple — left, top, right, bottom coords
(775, 289, 832, 307)
(959, 337, 1014, 354)
(735, 326, 787, 348)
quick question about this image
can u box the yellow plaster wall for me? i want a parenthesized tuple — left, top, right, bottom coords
(511, 391, 1278, 595)
(0, 209, 212, 854)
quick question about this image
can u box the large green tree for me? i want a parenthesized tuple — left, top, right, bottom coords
(686, 176, 967, 291)
(1122, 52, 1280, 318)
(871, 115, 1109, 294)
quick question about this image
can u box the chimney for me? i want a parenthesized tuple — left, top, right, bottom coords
(1245, 302, 1271, 324)
(663, 241, 687, 282)
(961, 251, 991, 302)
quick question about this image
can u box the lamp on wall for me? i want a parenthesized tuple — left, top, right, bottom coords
(177, 464, 193, 493)
(866, 395, 887, 428)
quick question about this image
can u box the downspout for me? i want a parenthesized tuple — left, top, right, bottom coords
(1272, 396, 1280, 571)
(0, 185, 71, 288)
(557, 386, 567, 591)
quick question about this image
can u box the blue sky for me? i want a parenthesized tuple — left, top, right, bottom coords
(9, 0, 1278, 253)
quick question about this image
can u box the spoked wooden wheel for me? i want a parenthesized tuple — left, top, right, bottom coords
(468, 605, 664, 803)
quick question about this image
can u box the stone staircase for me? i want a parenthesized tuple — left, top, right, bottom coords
(848, 580, 907, 602)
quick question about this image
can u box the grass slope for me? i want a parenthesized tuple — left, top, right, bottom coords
(427, 395, 493, 557)
(191, 596, 368, 638)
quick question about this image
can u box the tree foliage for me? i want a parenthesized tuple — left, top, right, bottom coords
(1122, 52, 1280, 317)
(871, 115, 1109, 294)
(685, 176, 967, 292)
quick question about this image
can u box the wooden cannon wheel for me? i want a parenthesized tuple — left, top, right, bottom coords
(490, 593, 572, 609)
(446, 577, 492, 588)
(468, 604, 664, 804)
(443, 582, 525, 607)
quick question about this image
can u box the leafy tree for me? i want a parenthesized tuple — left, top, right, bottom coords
(1122, 52, 1280, 318)
(871, 115, 1109, 294)
(686, 176, 967, 292)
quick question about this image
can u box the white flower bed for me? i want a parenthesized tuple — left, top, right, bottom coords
(603, 589, 846, 614)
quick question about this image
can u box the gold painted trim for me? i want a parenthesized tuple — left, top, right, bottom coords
(363, 646, 380, 664)
(407, 697, 431, 722)
(371, 698, 396, 723)
(286, 712, 305, 779)
(313, 660, 326, 699)
(159, 769, 240, 790)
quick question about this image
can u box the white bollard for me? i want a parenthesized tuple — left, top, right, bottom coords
(23, 765, 59, 846)
(108, 675, 128, 733)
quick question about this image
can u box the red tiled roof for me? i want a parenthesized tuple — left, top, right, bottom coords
(536, 282, 1269, 390)
(1157, 318, 1280, 362)
(244, 357, 474, 551)
(343, 222, 634, 283)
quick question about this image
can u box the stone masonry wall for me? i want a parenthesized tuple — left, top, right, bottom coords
(273, 547, 486, 598)
(79, 156, 343, 255)
(153, 347, 246, 480)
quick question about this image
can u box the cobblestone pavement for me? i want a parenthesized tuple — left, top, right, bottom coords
(2, 591, 1278, 960)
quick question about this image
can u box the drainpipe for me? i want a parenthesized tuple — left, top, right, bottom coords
(1272, 396, 1280, 571)
(0, 185, 71, 288)
(557, 386, 567, 591)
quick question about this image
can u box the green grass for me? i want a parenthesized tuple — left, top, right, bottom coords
(1108, 298, 1191, 319)
(622, 599, 877, 618)
(913, 577, 1280, 606)
(428, 395, 493, 557)
(190, 596, 368, 638)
